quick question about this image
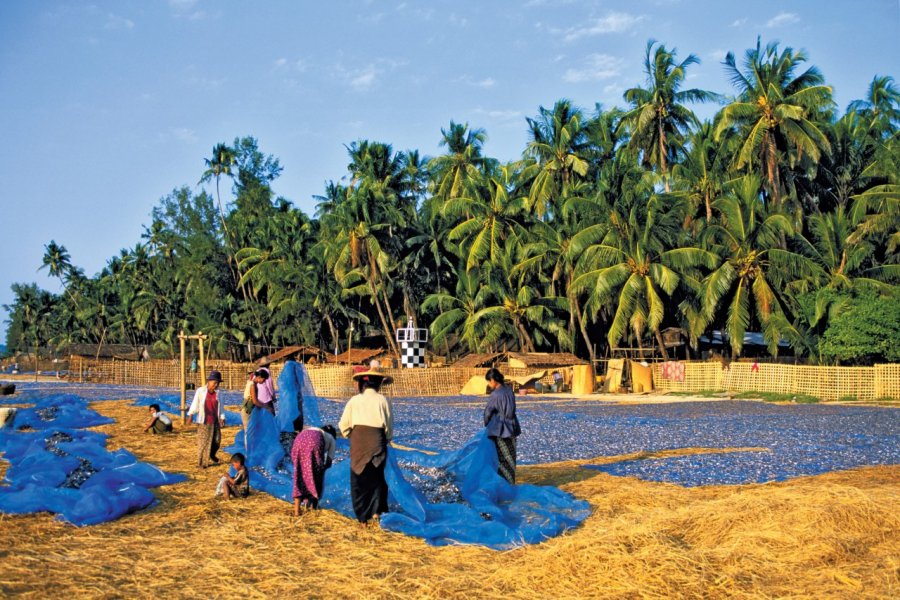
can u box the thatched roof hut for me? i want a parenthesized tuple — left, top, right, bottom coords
(325, 348, 388, 365)
(450, 352, 503, 368)
(255, 345, 323, 366)
(64, 344, 142, 360)
(506, 352, 587, 369)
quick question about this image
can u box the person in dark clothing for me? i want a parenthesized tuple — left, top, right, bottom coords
(483, 368, 521, 484)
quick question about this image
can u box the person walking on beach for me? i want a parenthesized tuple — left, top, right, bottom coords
(290, 423, 337, 515)
(339, 364, 393, 526)
(483, 368, 520, 484)
(188, 370, 226, 468)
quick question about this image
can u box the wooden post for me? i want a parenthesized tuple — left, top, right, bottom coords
(198, 332, 207, 385)
(179, 331, 187, 425)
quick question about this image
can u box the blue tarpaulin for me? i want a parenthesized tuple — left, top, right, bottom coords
(0, 394, 185, 525)
(225, 362, 591, 549)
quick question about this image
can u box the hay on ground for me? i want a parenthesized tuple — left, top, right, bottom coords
(0, 398, 897, 598)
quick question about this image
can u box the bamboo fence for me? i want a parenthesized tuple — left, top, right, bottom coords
(64, 358, 564, 397)
(652, 361, 900, 401)
(56, 356, 900, 400)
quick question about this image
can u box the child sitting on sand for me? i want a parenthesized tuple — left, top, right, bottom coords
(216, 453, 250, 500)
(143, 404, 173, 434)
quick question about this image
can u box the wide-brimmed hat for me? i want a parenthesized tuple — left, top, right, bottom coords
(206, 370, 222, 383)
(351, 367, 393, 384)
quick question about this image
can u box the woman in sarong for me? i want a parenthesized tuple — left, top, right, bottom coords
(338, 365, 393, 526)
(483, 368, 521, 484)
(291, 424, 337, 514)
(187, 370, 225, 468)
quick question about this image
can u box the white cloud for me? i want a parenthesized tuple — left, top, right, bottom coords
(474, 108, 524, 125)
(766, 12, 800, 28)
(731, 18, 747, 27)
(169, 127, 198, 144)
(168, 0, 198, 9)
(449, 13, 468, 27)
(458, 75, 496, 88)
(274, 57, 288, 68)
(563, 54, 623, 83)
(105, 13, 134, 30)
(563, 12, 645, 42)
(168, 0, 205, 20)
(336, 58, 406, 91)
(708, 49, 728, 62)
(350, 66, 378, 90)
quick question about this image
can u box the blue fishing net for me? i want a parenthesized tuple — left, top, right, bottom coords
(224, 362, 590, 549)
(0, 394, 186, 525)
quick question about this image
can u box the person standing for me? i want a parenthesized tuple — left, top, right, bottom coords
(188, 370, 226, 468)
(338, 365, 393, 526)
(255, 367, 277, 414)
(483, 368, 521, 484)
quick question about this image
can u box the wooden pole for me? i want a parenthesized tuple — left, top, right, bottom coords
(179, 331, 187, 425)
(198, 332, 207, 386)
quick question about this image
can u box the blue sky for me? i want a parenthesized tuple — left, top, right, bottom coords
(1, 0, 898, 342)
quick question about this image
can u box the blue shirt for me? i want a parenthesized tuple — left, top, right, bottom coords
(483, 384, 521, 439)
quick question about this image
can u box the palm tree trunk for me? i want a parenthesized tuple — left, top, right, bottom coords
(654, 328, 670, 361)
(659, 121, 670, 193)
(571, 293, 596, 365)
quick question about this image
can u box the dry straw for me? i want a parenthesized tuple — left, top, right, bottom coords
(0, 399, 897, 598)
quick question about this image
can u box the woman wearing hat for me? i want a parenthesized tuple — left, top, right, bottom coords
(188, 370, 226, 468)
(338, 363, 394, 526)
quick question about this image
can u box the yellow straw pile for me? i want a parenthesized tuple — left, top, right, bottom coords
(0, 399, 897, 598)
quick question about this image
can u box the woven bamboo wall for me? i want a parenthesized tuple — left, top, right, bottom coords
(59, 357, 900, 400)
(873, 363, 900, 399)
(650, 362, 723, 393)
(69, 357, 283, 392)
(652, 361, 899, 401)
(299, 365, 563, 398)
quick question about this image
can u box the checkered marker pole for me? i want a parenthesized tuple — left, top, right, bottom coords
(396, 316, 429, 369)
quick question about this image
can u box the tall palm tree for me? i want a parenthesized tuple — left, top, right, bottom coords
(39, 240, 82, 307)
(521, 99, 589, 218)
(792, 206, 898, 329)
(573, 191, 717, 359)
(622, 40, 718, 192)
(700, 176, 817, 356)
(443, 164, 528, 272)
(715, 38, 834, 207)
(428, 121, 495, 207)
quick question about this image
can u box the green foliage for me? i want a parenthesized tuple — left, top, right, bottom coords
(819, 290, 900, 364)
(3, 40, 899, 365)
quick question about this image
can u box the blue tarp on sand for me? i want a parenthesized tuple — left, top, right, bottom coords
(226, 361, 590, 549)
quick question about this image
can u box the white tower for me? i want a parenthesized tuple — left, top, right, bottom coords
(396, 316, 428, 368)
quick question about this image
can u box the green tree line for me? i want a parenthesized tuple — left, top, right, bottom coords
(5, 39, 899, 365)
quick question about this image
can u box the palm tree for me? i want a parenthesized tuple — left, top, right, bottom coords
(715, 38, 834, 208)
(573, 191, 717, 359)
(848, 75, 900, 135)
(428, 121, 495, 207)
(521, 99, 589, 219)
(39, 240, 82, 307)
(200, 143, 236, 230)
(792, 206, 898, 329)
(622, 41, 718, 192)
(443, 164, 528, 272)
(700, 176, 818, 356)
(669, 121, 729, 223)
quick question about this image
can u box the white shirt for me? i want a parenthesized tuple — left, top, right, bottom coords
(338, 388, 393, 441)
(187, 387, 225, 424)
